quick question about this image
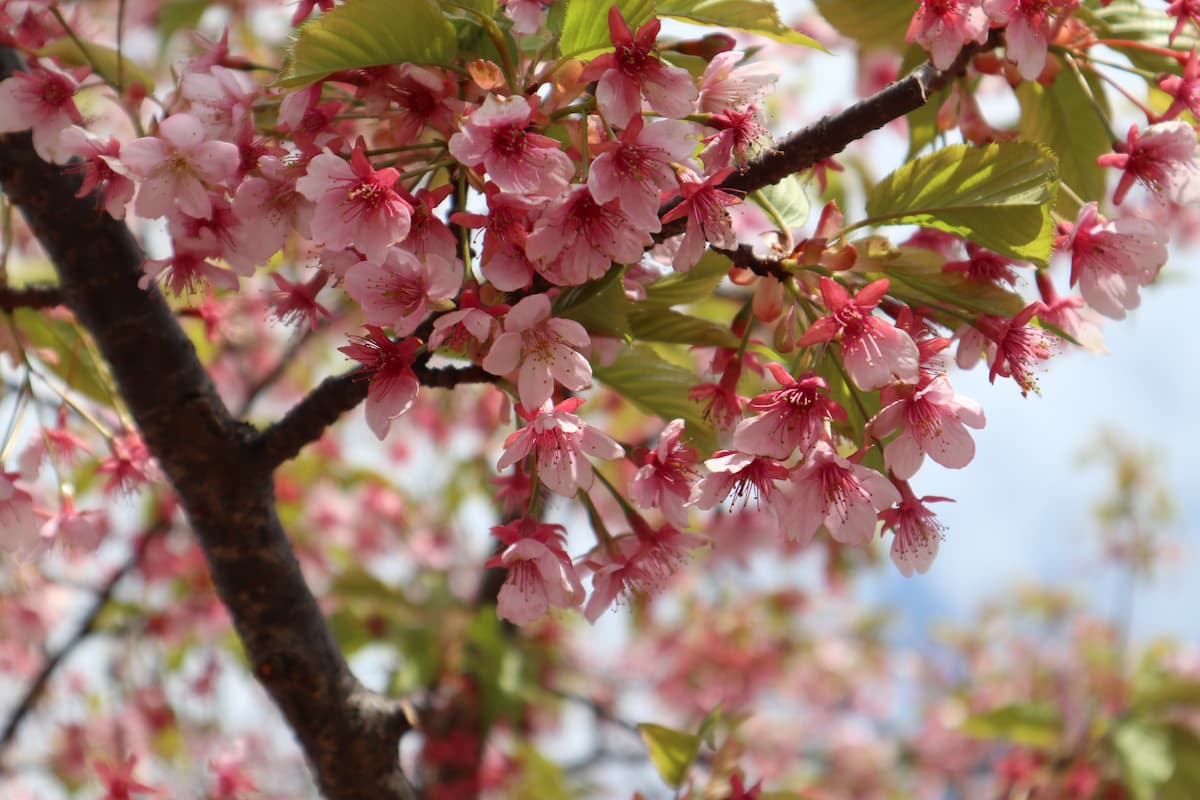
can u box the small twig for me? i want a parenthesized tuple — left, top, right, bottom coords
(712, 244, 792, 282)
(0, 285, 66, 311)
(0, 523, 166, 763)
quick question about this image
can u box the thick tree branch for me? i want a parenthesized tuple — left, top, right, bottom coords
(0, 47, 416, 800)
(0, 284, 65, 310)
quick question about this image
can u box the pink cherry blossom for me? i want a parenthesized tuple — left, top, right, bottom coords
(0, 59, 85, 161)
(732, 364, 846, 460)
(496, 398, 624, 497)
(525, 184, 653, 285)
(179, 65, 255, 140)
(578, 8, 698, 126)
(1159, 49, 1200, 121)
(879, 489, 951, 577)
(397, 185, 458, 265)
(984, 0, 1070, 80)
(482, 293, 592, 410)
(268, 272, 331, 331)
(428, 288, 500, 352)
(697, 51, 780, 114)
(450, 182, 542, 291)
(338, 327, 421, 440)
(782, 441, 901, 547)
(583, 521, 704, 622)
(0, 472, 38, 554)
(588, 117, 696, 231)
(690, 450, 789, 511)
(907, 0, 989, 70)
(58, 127, 135, 220)
(502, 0, 551, 34)
(344, 248, 461, 336)
(485, 518, 583, 625)
(228, 155, 312, 271)
(448, 94, 574, 196)
(941, 242, 1022, 286)
(798, 278, 920, 391)
(95, 756, 160, 799)
(1097, 122, 1200, 206)
(700, 106, 772, 171)
(141, 246, 240, 296)
(981, 302, 1054, 395)
(660, 167, 740, 272)
(873, 375, 986, 480)
(97, 431, 158, 497)
(1066, 202, 1168, 320)
(119, 113, 240, 220)
(296, 143, 413, 262)
(628, 419, 700, 528)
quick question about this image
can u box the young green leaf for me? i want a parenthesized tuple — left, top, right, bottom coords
(642, 250, 732, 306)
(753, 173, 811, 232)
(813, 0, 913, 49)
(961, 703, 1063, 749)
(629, 306, 739, 347)
(594, 345, 717, 452)
(866, 141, 1059, 265)
(559, 0, 655, 60)
(656, 0, 822, 49)
(638, 722, 702, 788)
(277, 0, 457, 87)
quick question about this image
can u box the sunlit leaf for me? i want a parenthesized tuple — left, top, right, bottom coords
(559, 0, 655, 60)
(1113, 719, 1175, 800)
(642, 250, 732, 306)
(594, 345, 716, 452)
(753, 173, 811, 232)
(961, 703, 1063, 749)
(638, 722, 702, 788)
(866, 141, 1058, 265)
(37, 37, 154, 89)
(813, 0, 913, 49)
(555, 267, 631, 337)
(13, 309, 114, 406)
(656, 0, 822, 49)
(278, 0, 457, 87)
(628, 306, 738, 347)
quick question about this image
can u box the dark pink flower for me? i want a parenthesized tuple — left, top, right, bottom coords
(1159, 48, 1200, 121)
(981, 302, 1054, 395)
(660, 167, 740, 272)
(497, 398, 624, 497)
(1066, 202, 1168, 320)
(119, 113, 240, 220)
(1097, 122, 1200, 206)
(448, 94, 574, 196)
(628, 419, 699, 527)
(781, 441, 901, 546)
(879, 489, 952, 577)
(907, 0, 989, 70)
(338, 327, 421, 440)
(486, 518, 583, 625)
(0, 59, 85, 161)
(525, 184, 653, 285)
(873, 375, 986, 479)
(690, 450, 789, 511)
(588, 116, 696, 230)
(482, 293, 592, 410)
(732, 364, 845, 460)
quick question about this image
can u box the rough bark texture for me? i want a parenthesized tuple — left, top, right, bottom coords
(0, 47, 416, 800)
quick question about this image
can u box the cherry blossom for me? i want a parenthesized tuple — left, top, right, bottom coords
(0, 59, 84, 161)
(58, 127, 135, 220)
(118, 113, 240, 220)
(691, 450, 789, 511)
(1159, 48, 1200, 121)
(482, 293, 592, 410)
(95, 755, 159, 799)
(798, 278, 920, 391)
(588, 117, 696, 231)
(981, 302, 1054, 395)
(525, 184, 653, 285)
(583, 521, 704, 622)
(268, 271, 331, 331)
(660, 167, 740, 272)
(628, 419, 700, 528)
(450, 182, 542, 291)
(0, 472, 38, 554)
(578, 8, 698, 127)
(781, 441, 901, 547)
(496, 398, 624, 497)
(984, 0, 1073, 80)
(1066, 202, 1169, 320)
(906, 0, 989, 70)
(879, 488, 952, 577)
(697, 50, 780, 114)
(228, 155, 312, 271)
(502, 0, 550, 34)
(296, 142, 413, 262)
(873, 375, 986, 480)
(339, 327, 421, 440)
(486, 518, 583, 625)
(733, 364, 846, 460)
(344, 248, 461, 336)
(448, 94, 574, 196)
(1097, 122, 1200, 206)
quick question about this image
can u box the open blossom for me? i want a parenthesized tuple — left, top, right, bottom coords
(0, 472, 38, 554)
(58, 127, 135, 220)
(700, 106, 772, 171)
(229, 155, 312, 271)
(583, 521, 704, 622)
(338, 327, 421, 440)
(873, 375, 986, 480)
(343, 248, 460, 336)
(660, 167, 740, 272)
(482, 293, 592, 410)
(119, 113, 240, 220)
(1097, 122, 1200, 206)
(296, 143, 412, 262)
(588, 117, 696, 230)
(448, 94, 574, 196)
(1066, 202, 1168, 320)
(450, 182, 542, 291)
(497, 398, 624, 497)
(525, 184, 653, 285)
(628, 419, 699, 528)
(0, 59, 85, 161)
(733, 364, 846, 460)
(690, 450, 789, 511)
(906, 0, 989, 70)
(578, 8, 698, 126)
(781, 441, 901, 547)
(879, 490, 951, 577)
(798, 278, 919, 391)
(982, 302, 1054, 395)
(983, 0, 1068, 80)
(486, 518, 583, 625)
(697, 50, 779, 113)
(1159, 49, 1200, 121)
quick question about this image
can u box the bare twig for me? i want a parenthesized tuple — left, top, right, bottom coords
(0, 284, 65, 310)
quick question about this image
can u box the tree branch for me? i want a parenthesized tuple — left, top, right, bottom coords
(0, 47, 417, 800)
(0, 284, 65, 310)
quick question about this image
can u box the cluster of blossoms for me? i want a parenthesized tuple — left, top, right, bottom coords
(0, 0, 1190, 636)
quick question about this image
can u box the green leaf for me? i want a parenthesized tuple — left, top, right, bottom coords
(12, 309, 114, 406)
(155, 0, 209, 44)
(1113, 719, 1175, 800)
(656, 0, 822, 49)
(960, 703, 1063, 749)
(812, 0, 913, 49)
(504, 745, 574, 800)
(629, 306, 738, 347)
(36, 37, 154, 90)
(865, 141, 1059, 265)
(1162, 726, 1200, 800)
(559, 0, 656, 60)
(554, 267, 631, 337)
(752, 173, 811, 232)
(638, 722, 702, 788)
(1083, 0, 1200, 74)
(278, 0, 457, 88)
(594, 345, 717, 452)
(642, 250, 732, 306)
(1134, 675, 1200, 714)
(1016, 65, 1111, 216)
(857, 238, 1027, 318)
